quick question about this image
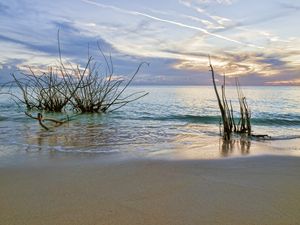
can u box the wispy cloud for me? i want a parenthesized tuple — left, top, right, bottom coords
(0, 0, 299, 85)
(179, 0, 234, 6)
(0, 2, 9, 14)
(266, 79, 300, 86)
(82, 0, 263, 49)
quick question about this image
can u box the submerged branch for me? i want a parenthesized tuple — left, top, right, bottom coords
(25, 112, 70, 130)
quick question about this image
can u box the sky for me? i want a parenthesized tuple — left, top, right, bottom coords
(0, 0, 299, 85)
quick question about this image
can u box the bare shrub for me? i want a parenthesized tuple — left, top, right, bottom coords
(70, 54, 149, 113)
(8, 61, 90, 112)
(2, 33, 148, 114)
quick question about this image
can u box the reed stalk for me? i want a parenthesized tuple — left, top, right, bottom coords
(209, 57, 251, 140)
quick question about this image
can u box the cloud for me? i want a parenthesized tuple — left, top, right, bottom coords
(279, 2, 300, 11)
(0, 0, 299, 85)
(0, 62, 22, 83)
(82, 0, 263, 49)
(0, 8, 148, 78)
(266, 79, 300, 86)
(178, 0, 242, 35)
(170, 36, 300, 79)
(0, 2, 9, 14)
(180, 0, 234, 6)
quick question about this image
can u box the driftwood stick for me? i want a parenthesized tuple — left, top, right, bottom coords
(251, 134, 271, 139)
(24, 112, 70, 130)
(25, 112, 49, 130)
(37, 113, 49, 130)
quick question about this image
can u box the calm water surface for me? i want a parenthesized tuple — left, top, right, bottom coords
(0, 86, 299, 163)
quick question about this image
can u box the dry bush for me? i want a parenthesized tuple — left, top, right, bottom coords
(2, 34, 148, 114)
(69, 46, 149, 113)
(7, 61, 89, 112)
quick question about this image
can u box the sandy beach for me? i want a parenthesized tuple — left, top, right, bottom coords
(1, 0, 300, 223)
(1, 155, 300, 225)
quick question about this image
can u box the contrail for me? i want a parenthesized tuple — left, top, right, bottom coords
(82, 0, 264, 49)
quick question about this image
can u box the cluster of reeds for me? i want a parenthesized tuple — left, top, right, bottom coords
(3, 40, 148, 114)
(235, 78, 251, 135)
(209, 57, 251, 140)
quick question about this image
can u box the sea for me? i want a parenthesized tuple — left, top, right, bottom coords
(0, 86, 299, 165)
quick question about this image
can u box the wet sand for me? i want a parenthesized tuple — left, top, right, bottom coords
(1, 155, 300, 225)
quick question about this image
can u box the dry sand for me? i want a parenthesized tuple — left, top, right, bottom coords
(1, 155, 300, 225)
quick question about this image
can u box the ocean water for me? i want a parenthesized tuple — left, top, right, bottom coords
(0, 86, 300, 162)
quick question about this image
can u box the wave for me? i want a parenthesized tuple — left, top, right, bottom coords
(0, 115, 29, 123)
(1, 109, 299, 127)
(23, 144, 121, 154)
(268, 135, 300, 141)
(252, 117, 300, 126)
(138, 115, 219, 124)
(53, 147, 121, 154)
(135, 114, 300, 126)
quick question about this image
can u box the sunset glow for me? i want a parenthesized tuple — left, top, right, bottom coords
(0, 0, 299, 85)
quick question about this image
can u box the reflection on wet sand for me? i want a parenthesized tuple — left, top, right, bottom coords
(21, 117, 298, 160)
(24, 121, 254, 159)
(23, 119, 165, 154)
(25, 123, 118, 152)
(219, 137, 251, 157)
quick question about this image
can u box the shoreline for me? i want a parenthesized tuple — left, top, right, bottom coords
(1, 154, 300, 225)
(2, 135, 300, 169)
